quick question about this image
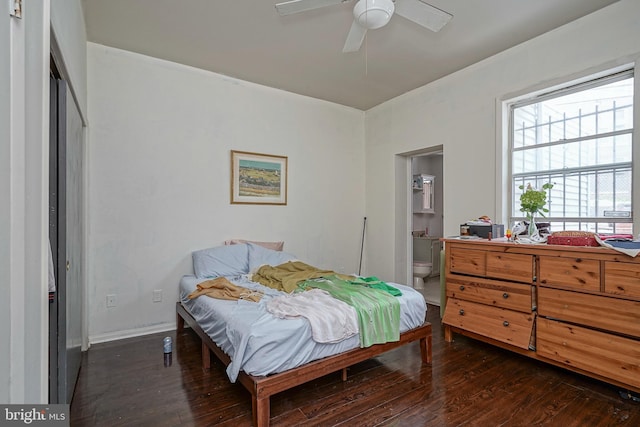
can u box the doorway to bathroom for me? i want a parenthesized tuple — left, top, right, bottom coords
(410, 149, 443, 307)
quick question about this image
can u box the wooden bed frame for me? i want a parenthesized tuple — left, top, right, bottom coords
(176, 301, 432, 426)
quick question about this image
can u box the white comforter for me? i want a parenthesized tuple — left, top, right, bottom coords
(266, 288, 359, 343)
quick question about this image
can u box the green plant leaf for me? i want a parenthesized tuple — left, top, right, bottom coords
(519, 183, 553, 218)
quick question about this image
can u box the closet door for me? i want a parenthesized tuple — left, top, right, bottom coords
(49, 75, 83, 404)
(63, 79, 83, 403)
(48, 75, 61, 403)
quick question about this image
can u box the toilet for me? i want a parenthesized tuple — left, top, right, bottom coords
(412, 261, 432, 289)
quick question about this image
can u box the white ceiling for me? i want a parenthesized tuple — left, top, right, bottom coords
(81, 0, 619, 110)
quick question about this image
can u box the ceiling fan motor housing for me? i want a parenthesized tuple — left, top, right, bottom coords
(353, 0, 395, 29)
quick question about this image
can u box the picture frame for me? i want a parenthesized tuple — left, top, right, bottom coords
(230, 150, 288, 205)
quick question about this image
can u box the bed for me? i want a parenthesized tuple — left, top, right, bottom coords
(176, 242, 433, 426)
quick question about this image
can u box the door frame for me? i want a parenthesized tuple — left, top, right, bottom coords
(395, 146, 444, 287)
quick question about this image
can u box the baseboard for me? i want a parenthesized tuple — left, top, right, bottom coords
(89, 322, 176, 345)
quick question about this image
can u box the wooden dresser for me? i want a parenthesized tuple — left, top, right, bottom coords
(442, 238, 640, 393)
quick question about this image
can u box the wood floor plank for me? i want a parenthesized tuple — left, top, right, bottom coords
(293, 373, 429, 426)
(70, 304, 640, 426)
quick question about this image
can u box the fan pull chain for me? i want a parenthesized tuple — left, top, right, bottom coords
(365, 33, 368, 76)
(364, 1, 368, 76)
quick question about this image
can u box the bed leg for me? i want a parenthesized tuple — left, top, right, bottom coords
(253, 396, 270, 427)
(419, 334, 433, 365)
(201, 341, 211, 372)
(419, 324, 433, 365)
(176, 311, 185, 334)
(341, 367, 348, 381)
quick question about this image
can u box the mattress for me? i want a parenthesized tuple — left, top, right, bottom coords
(179, 274, 427, 382)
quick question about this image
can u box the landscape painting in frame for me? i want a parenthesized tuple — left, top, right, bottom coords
(231, 150, 288, 205)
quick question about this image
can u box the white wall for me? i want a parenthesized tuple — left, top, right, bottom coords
(87, 44, 365, 342)
(364, 0, 640, 282)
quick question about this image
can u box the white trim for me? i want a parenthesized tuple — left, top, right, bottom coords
(82, 125, 90, 351)
(633, 56, 640, 236)
(495, 96, 510, 225)
(399, 147, 444, 287)
(1, 0, 51, 404)
(8, 2, 28, 402)
(24, 0, 50, 404)
(0, 0, 12, 403)
(501, 60, 636, 106)
(89, 323, 177, 345)
(393, 153, 410, 285)
(405, 155, 413, 284)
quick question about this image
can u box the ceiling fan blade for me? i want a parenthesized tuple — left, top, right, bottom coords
(342, 20, 367, 53)
(394, 0, 452, 32)
(275, 0, 348, 16)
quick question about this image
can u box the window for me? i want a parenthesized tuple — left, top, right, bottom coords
(510, 70, 634, 234)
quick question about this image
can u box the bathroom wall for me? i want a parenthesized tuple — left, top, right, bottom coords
(412, 154, 443, 237)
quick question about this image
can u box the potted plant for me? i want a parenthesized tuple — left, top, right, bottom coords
(519, 182, 553, 236)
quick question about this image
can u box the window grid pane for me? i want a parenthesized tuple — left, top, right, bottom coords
(513, 167, 631, 219)
(512, 134, 632, 175)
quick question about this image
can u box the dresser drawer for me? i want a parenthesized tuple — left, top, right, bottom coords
(538, 256, 600, 291)
(538, 287, 640, 338)
(446, 275, 533, 313)
(450, 247, 485, 276)
(486, 252, 534, 284)
(604, 261, 640, 299)
(537, 318, 640, 390)
(443, 298, 535, 350)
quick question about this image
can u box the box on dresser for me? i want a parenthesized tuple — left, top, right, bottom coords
(464, 223, 505, 238)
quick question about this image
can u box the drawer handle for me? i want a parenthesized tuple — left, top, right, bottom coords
(459, 309, 465, 316)
(503, 293, 509, 299)
(459, 285, 465, 291)
(503, 321, 509, 327)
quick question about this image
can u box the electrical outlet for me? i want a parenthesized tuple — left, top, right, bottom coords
(106, 294, 117, 308)
(153, 289, 162, 303)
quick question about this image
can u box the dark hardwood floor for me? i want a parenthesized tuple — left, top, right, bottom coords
(70, 304, 639, 426)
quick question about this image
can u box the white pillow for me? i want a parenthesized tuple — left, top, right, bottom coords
(192, 244, 249, 278)
(247, 242, 297, 271)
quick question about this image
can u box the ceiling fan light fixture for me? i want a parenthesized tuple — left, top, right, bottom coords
(353, 0, 395, 30)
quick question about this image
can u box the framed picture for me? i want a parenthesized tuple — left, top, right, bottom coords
(230, 150, 288, 205)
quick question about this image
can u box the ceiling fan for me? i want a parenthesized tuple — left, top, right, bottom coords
(275, 0, 453, 53)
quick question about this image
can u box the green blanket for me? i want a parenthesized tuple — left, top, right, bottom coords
(252, 262, 402, 347)
(299, 275, 401, 347)
(348, 276, 403, 296)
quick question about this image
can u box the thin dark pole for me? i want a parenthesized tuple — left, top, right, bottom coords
(358, 217, 367, 276)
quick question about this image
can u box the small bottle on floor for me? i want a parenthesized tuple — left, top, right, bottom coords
(163, 336, 172, 367)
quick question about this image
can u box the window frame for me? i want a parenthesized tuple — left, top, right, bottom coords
(505, 68, 635, 234)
